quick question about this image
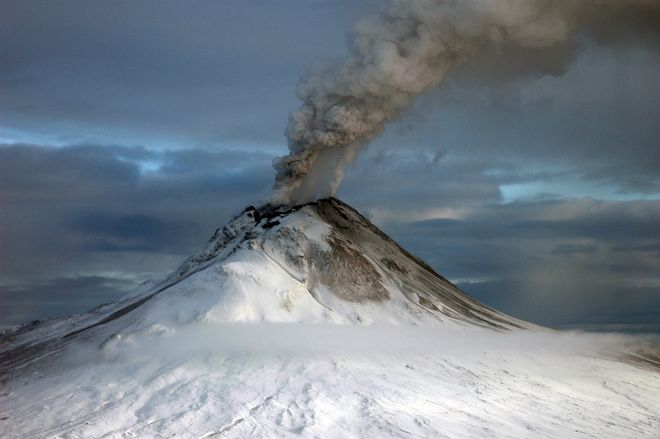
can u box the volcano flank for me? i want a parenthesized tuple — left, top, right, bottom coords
(1, 198, 659, 439)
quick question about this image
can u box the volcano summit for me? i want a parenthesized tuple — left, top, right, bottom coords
(1, 198, 659, 438)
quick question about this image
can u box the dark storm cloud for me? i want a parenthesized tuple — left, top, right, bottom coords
(375, 198, 660, 326)
(359, 40, 660, 197)
(323, 143, 660, 327)
(332, 117, 660, 327)
(1, 141, 659, 328)
(457, 280, 660, 328)
(0, 142, 276, 325)
(339, 148, 573, 220)
(0, 276, 135, 327)
(549, 243, 599, 256)
(404, 199, 660, 243)
(0, 0, 360, 146)
(73, 212, 194, 253)
(0, 143, 274, 279)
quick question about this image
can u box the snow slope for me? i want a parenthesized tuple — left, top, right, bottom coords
(1, 198, 659, 438)
(1, 198, 528, 359)
(2, 325, 660, 438)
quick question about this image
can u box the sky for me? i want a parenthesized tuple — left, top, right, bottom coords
(1, 0, 659, 330)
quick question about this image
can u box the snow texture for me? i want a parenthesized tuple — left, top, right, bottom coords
(1, 198, 659, 438)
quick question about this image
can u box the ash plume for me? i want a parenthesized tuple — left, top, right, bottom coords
(272, 0, 660, 205)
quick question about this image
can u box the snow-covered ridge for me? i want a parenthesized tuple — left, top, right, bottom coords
(169, 197, 529, 327)
(2, 199, 660, 439)
(2, 198, 530, 362)
(2, 197, 532, 375)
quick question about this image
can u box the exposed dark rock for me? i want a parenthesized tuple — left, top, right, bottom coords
(308, 234, 390, 302)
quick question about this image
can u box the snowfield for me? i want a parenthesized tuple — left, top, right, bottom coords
(2, 325, 660, 438)
(1, 198, 659, 438)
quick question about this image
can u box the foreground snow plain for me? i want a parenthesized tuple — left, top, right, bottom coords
(3, 325, 660, 438)
(2, 199, 659, 437)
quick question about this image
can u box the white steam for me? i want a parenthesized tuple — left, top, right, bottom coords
(272, 0, 660, 204)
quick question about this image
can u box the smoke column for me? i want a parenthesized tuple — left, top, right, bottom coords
(273, 0, 659, 204)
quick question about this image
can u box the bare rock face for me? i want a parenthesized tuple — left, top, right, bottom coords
(186, 197, 527, 330)
(307, 198, 525, 328)
(308, 233, 391, 303)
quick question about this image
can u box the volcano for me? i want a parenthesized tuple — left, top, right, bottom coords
(1, 198, 527, 354)
(1, 198, 659, 438)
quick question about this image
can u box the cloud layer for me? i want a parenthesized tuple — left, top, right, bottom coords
(2, 142, 659, 327)
(0, 1, 658, 329)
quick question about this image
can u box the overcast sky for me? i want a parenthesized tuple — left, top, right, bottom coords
(1, 0, 659, 330)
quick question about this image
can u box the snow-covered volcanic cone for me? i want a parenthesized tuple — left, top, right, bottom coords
(1, 198, 659, 438)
